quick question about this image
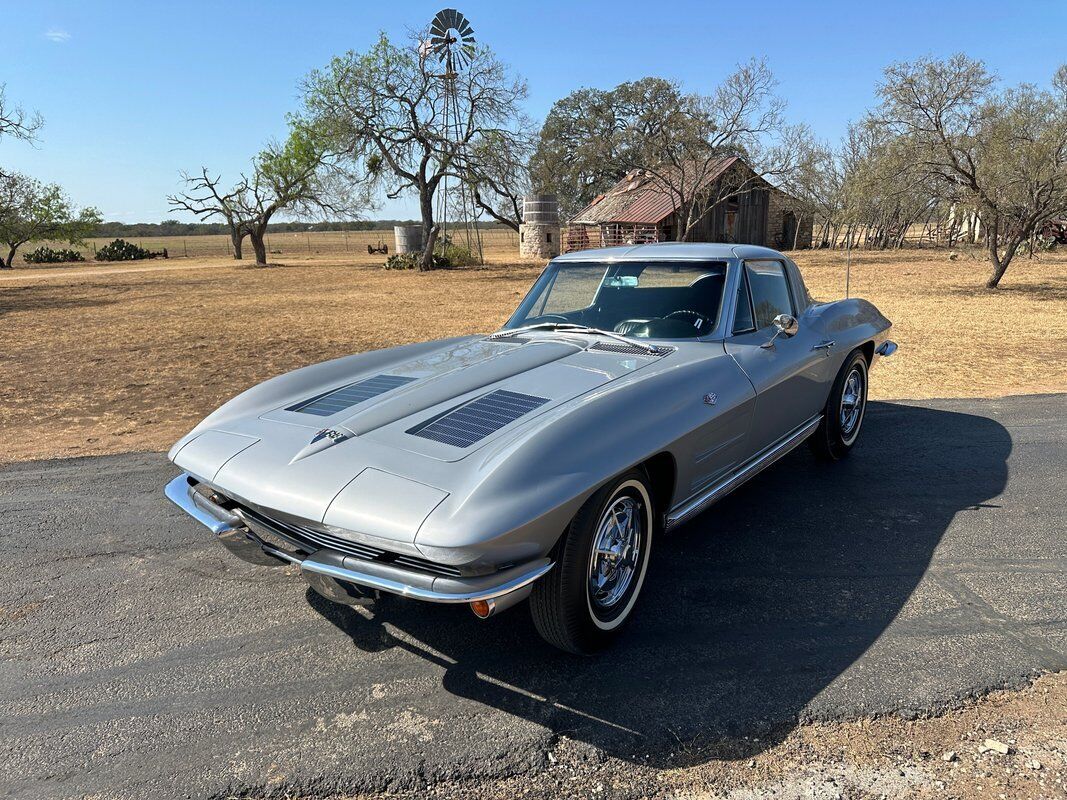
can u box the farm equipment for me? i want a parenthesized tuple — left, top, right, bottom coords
(367, 238, 389, 255)
(1041, 218, 1067, 245)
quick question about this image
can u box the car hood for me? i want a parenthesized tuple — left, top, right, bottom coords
(170, 335, 670, 540)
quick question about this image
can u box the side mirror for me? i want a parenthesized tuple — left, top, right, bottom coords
(761, 313, 799, 349)
(773, 313, 799, 337)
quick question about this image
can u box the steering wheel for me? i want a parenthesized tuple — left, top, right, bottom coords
(665, 310, 711, 332)
(532, 314, 571, 324)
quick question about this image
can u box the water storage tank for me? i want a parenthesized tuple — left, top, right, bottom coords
(394, 225, 424, 254)
(522, 195, 559, 224)
(520, 195, 561, 259)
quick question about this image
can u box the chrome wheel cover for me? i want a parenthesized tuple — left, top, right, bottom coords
(839, 365, 866, 444)
(587, 495, 643, 614)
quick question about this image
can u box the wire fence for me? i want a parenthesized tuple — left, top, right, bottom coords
(35, 227, 523, 263)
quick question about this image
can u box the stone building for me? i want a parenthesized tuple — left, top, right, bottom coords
(519, 194, 561, 259)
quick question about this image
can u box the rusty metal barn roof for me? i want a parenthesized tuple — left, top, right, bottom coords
(570, 157, 739, 225)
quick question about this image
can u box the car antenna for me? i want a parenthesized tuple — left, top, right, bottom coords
(845, 237, 852, 299)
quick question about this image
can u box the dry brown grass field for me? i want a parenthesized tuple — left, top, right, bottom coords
(0, 239, 1064, 465)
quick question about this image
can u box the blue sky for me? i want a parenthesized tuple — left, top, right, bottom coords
(2, 0, 1065, 222)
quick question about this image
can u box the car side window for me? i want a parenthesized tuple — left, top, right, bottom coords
(732, 264, 755, 335)
(745, 260, 794, 330)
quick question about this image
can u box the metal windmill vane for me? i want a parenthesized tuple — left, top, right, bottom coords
(428, 8, 476, 79)
(427, 8, 484, 263)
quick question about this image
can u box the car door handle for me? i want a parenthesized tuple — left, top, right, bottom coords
(812, 340, 836, 353)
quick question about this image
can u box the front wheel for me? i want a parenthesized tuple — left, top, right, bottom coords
(530, 470, 654, 654)
(810, 349, 869, 461)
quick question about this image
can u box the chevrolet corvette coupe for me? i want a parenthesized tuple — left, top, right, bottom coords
(165, 243, 895, 653)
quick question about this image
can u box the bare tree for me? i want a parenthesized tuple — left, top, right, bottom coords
(781, 134, 842, 249)
(0, 172, 100, 268)
(461, 121, 537, 231)
(0, 84, 43, 144)
(167, 169, 250, 259)
(299, 32, 527, 270)
(169, 129, 364, 266)
(232, 128, 363, 265)
(873, 55, 1067, 287)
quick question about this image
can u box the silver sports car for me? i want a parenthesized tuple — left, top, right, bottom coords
(166, 243, 896, 653)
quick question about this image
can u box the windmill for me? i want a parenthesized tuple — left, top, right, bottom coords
(428, 8, 476, 79)
(425, 8, 484, 262)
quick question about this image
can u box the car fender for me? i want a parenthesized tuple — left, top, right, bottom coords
(415, 350, 756, 564)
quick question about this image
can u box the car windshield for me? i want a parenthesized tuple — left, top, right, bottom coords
(503, 260, 728, 339)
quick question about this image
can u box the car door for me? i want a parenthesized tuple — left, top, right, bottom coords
(725, 259, 828, 454)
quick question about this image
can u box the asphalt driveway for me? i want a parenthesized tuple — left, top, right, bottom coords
(1, 395, 1064, 799)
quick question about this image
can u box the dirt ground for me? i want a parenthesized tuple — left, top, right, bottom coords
(338, 672, 1065, 800)
(1, 245, 1064, 465)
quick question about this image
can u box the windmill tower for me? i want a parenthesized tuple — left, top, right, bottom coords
(425, 8, 483, 262)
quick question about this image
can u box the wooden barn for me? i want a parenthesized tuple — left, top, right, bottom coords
(562, 156, 812, 252)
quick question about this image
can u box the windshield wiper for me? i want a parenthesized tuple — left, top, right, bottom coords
(488, 323, 662, 355)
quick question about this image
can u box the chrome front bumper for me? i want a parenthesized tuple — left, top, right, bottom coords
(164, 473, 553, 605)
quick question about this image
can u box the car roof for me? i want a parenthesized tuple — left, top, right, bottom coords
(551, 242, 786, 263)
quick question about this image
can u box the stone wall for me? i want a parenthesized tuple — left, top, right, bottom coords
(767, 190, 813, 250)
(519, 223, 561, 259)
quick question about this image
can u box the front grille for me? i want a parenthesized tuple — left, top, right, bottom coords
(235, 503, 462, 578)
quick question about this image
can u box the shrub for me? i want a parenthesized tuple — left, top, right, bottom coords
(1035, 234, 1058, 252)
(383, 253, 419, 270)
(95, 239, 157, 262)
(383, 252, 451, 270)
(435, 241, 479, 267)
(23, 246, 85, 264)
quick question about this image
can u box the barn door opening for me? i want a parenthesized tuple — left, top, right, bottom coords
(783, 211, 797, 250)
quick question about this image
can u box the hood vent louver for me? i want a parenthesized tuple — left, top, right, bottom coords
(288, 374, 416, 417)
(589, 342, 673, 356)
(408, 389, 549, 448)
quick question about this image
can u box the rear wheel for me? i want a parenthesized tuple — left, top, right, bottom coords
(810, 349, 869, 461)
(530, 470, 653, 654)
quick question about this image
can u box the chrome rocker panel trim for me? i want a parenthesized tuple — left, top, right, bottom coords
(165, 474, 554, 603)
(665, 413, 823, 529)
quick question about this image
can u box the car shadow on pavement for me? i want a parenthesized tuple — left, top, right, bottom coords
(309, 401, 1011, 767)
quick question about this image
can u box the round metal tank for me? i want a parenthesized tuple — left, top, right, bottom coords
(522, 195, 559, 224)
(394, 225, 424, 254)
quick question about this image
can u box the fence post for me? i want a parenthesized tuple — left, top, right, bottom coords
(307, 233, 312, 254)
(183, 239, 188, 258)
